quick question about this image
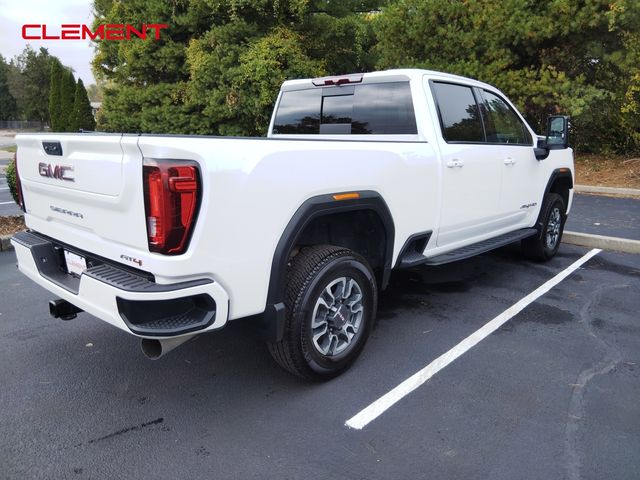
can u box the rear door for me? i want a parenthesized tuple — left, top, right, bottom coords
(16, 133, 148, 250)
(430, 81, 503, 247)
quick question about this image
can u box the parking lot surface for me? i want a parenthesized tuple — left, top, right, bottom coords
(0, 173, 20, 217)
(566, 193, 640, 240)
(1, 244, 639, 479)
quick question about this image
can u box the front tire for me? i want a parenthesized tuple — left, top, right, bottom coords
(267, 245, 377, 380)
(522, 193, 566, 261)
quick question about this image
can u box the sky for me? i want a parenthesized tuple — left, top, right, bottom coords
(0, 0, 96, 85)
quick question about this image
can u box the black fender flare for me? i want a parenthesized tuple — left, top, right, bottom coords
(543, 168, 574, 199)
(534, 168, 574, 233)
(250, 190, 395, 342)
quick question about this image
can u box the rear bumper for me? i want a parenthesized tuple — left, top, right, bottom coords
(11, 231, 229, 338)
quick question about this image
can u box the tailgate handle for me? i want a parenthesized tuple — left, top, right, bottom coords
(43, 141, 63, 156)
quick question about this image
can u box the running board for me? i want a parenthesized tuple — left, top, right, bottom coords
(399, 228, 538, 267)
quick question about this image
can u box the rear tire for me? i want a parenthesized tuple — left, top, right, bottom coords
(267, 245, 377, 380)
(522, 193, 566, 261)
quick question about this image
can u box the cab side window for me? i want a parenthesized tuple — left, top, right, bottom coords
(480, 90, 532, 145)
(431, 82, 484, 142)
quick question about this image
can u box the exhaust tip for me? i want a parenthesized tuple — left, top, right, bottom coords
(140, 335, 196, 360)
(140, 339, 163, 360)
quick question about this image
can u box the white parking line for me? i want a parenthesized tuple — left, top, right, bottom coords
(345, 248, 602, 430)
(0, 201, 16, 205)
(0, 187, 9, 191)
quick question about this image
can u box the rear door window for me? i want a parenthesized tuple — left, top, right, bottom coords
(431, 82, 484, 142)
(272, 82, 417, 135)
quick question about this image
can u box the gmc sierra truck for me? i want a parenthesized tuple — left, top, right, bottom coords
(11, 69, 573, 380)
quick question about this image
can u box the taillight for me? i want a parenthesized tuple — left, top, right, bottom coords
(143, 159, 200, 255)
(15, 154, 26, 212)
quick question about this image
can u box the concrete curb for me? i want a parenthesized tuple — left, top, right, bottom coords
(563, 231, 640, 255)
(575, 184, 640, 198)
(0, 235, 12, 252)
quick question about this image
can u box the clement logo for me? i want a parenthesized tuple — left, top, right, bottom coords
(22, 24, 168, 41)
(39, 162, 74, 182)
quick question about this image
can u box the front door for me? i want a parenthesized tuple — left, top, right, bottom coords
(478, 89, 544, 228)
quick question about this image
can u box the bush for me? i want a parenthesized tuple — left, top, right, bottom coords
(5, 155, 19, 204)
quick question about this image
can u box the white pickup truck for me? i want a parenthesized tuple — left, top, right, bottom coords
(11, 69, 573, 379)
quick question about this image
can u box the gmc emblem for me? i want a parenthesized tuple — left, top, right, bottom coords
(38, 162, 74, 182)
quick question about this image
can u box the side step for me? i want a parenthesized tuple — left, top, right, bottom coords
(399, 228, 537, 267)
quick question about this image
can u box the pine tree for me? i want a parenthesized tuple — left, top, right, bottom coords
(59, 69, 76, 131)
(48, 60, 62, 130)
(0, 55, 17, 121)
(71, 78, 96, 131)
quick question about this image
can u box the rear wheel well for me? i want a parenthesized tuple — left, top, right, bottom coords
(293, 210, 387, 288)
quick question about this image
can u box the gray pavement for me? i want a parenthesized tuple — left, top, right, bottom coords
(1, 244, 639, 479)
(0, 136, 16, 149)
(0, 174, 20, 217)
(0, 139, 20, 216)
(566, 193, 640, 240)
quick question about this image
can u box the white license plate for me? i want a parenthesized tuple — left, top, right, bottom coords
(64, 250, 87, 277)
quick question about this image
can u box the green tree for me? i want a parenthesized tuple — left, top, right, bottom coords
(48, 59, 63, 131)
(92, 0, 382, 135)
(86, 82, 104, 102)
(59, 69, 76, 131)
(16, 47, 55, 126)
(70, 78, 96, 131)
(0, 55, 17, 120)
(375, 0, 640, 154)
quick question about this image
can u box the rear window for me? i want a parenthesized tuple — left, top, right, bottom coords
(271, 89, 321, 134)
(272, 82, 417, 135)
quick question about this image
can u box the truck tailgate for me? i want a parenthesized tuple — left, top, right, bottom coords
(16, 133, 148, 252)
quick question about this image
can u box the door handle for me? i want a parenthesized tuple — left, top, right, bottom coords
(503, 157, 516, 166)
(446, 159, 464, 168)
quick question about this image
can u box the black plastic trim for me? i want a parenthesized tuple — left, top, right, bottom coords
(116, 294, 216, 336)
(252, 191, 395, 342)
(544, 168, 574, 193)
(13, 230, 211, 293)
(42, 141, 63, 156)
(13, 230, 155, 282)
(13, 231, 82, 293)
(395, 231, 432, 268)
(422, 228, 537, 266)
(539, 168, 574, 222)
(85, 263, 210, 293)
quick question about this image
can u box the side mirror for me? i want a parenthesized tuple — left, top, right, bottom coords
(546, 115, 569, 150)
(534, 115, 570, 160)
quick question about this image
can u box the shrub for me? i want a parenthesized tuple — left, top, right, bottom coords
(5, 155, 19, 204)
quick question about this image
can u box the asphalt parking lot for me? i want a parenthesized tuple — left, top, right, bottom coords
(566, 193, 640, 240)
(0, 173, 20, 217)
(0, 139, 20, 216)
(1, 242, 638, 479)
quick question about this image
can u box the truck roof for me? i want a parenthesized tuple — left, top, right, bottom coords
(280, 68, 495, 92)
